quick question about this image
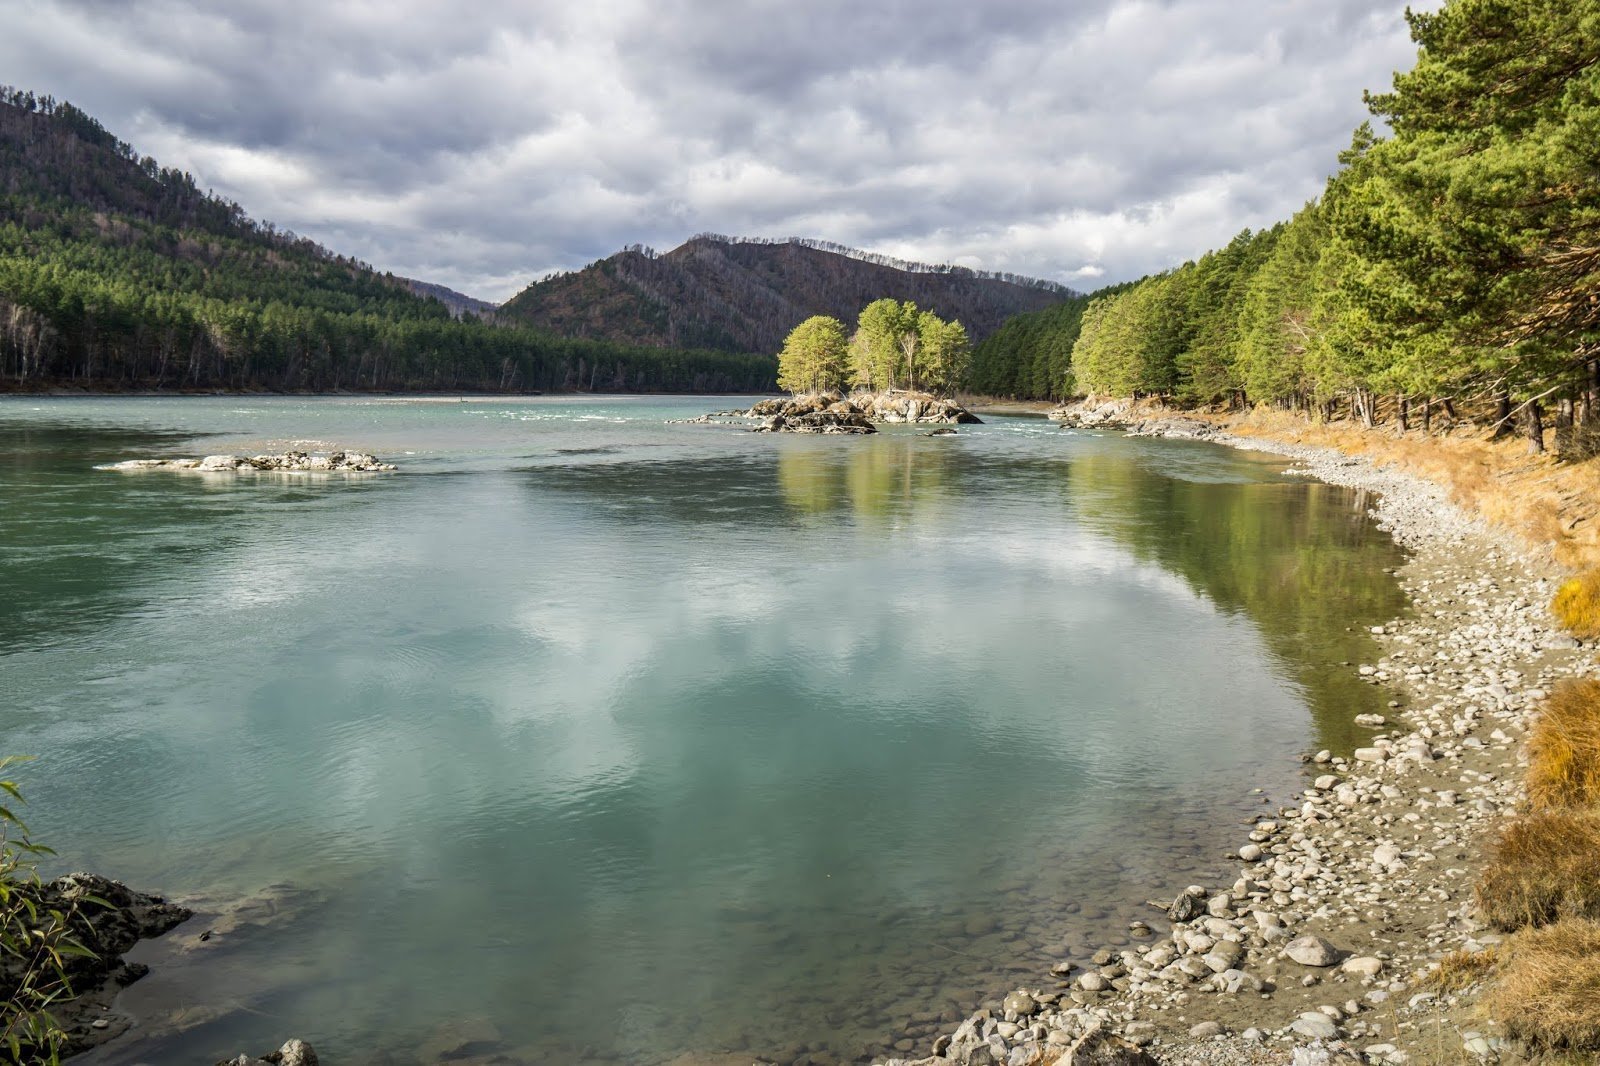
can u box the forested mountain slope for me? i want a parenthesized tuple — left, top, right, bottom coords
(499, 235, 1074, 355)
(0, 90, 775, 392)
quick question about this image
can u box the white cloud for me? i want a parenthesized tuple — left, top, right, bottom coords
(0, 0, 1437, 301)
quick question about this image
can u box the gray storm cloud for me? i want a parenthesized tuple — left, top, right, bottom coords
(0, 0, 1430, 302)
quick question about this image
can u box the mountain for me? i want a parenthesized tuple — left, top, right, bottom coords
(398, 277, 496, 319)
(0, 88, 775, 393)
(499, 235, 1075, 354)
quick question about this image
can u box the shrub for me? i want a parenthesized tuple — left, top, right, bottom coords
(1527, 679, 1600, 810)
(1486, 918, 1600, 1051)
(1, 756, 94, 1065)
(1477, 809, 1600, 930)
(1552, 569, 1600, 640)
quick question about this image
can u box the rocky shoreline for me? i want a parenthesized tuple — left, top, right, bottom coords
(872, 407, 1596, 1066)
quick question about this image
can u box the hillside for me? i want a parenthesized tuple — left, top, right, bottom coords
(0, 89, 774, 393)
(499, 235, 1074, 354)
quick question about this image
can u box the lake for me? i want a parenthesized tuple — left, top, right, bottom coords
(0, 395, 1406, 1065)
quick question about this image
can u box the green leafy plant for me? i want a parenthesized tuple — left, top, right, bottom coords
(0, 756, 98, 1066)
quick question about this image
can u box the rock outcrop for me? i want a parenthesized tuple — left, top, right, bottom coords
(740, 391, 982, 434)
(0, 873, 193, 1054)
(102, 450, 397, 473)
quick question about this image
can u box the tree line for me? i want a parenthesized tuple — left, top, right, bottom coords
(777, 300, 971, 395)
(984, 0, 1600, 453)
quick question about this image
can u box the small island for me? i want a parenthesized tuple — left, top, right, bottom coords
(701, 299, 985, 433)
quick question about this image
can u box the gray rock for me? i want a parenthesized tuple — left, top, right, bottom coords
(1290, 1011, 1339, 1039)
(274, 1039, 319, 1066)
(1001, 991, 1037, 1017)
(1167, 891, 1205, 923)
(1285, 935, 1343, 967)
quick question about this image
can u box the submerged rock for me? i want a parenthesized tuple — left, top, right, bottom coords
(103, 450, 396, 473)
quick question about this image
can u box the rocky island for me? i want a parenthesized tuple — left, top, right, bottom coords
(741, 391, 983, 434)
(100, 450, 398, 473)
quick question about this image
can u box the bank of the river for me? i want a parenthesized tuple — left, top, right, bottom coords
(874, 407, 1597, 1066)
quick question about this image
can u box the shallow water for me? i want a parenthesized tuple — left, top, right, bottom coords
(0, 395, 1406, 1064)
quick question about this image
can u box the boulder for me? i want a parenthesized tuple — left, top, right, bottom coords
(1285, 935, 1344, 967)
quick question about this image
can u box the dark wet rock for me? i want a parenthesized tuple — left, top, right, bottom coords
(0, 873, 192, 1056)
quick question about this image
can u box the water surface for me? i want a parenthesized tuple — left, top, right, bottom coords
(0, 396, 1406, 1064)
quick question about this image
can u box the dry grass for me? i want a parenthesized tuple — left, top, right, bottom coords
(1486, 919, 1600, 1051)
(1552, 569, 1600, 639)
(1426, 944, 1502, 993)
(1527, 680, 1600, 810)
(1219, 406, 1600, 571)
(1478, 810, 1600, 930)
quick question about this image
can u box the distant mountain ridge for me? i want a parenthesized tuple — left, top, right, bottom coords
(499, 235, 1076, 354)
(398, 277, 497, 319)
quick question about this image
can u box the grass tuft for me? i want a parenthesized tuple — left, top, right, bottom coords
(1552, 569, 1600, 640)
(1426, 944, 1501, 992)
(1527, 679, 1600, 811)
(1477, 809, 1600, 930)
(1486, 918, 1600, 1051)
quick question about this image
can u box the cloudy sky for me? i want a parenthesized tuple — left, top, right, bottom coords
(0, 0, 1430, 303)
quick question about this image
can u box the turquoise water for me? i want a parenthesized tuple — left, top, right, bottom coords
(0, 396, 1406, 1065)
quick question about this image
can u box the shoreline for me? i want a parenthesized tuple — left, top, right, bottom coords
(873, 418, 1596, 1065)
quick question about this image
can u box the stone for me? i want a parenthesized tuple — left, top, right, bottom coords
(1342, 956, 1383, 978)
(1372, 844, 1403, 867)
(1239, 843, 1263, 862)
(1059, 1027, 1159, 1065)
(1001, 991, 1037, 1017)
(273, 1040, 319, 1066)
(1167, 891, 1205, 923)
(1077, 972, 1110, 992)
(1188, 1021, 1223, 1038)
(1290, 1011, 1339, 1040)
(1354, 747, 1390, 763)
(1285, 935, 1343, 967)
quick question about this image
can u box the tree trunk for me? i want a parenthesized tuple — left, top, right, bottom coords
(1442, 397, 1457, 421)
(1359, 388, 1375, 429)
(1586, 358, 1600, 424)
(1525, 400, 1545, 455)
(1555, 396, 1576, 458)
(1421, 396, 1433, 433)
(1397, 394, 1409, 433)
(1491, 391, 1514, 440)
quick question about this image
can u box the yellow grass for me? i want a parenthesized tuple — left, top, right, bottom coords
(1553, 569, 1600, 640)
(1220, 406, 1600, 571)
(1486, 919, 1600, 1051)
(1527, 680, 1600, 811)
(1478, 810, 1600, 931)
(1426, 945, 1501, 993)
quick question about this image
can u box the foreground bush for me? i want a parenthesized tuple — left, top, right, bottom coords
(1527, 679, 1600, 810)
(1487, 919, 1600, 1051)
(1, 755, 89, 1065)
(1478, 809, 1600, 930)
(1552, 569, 1600, 640)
